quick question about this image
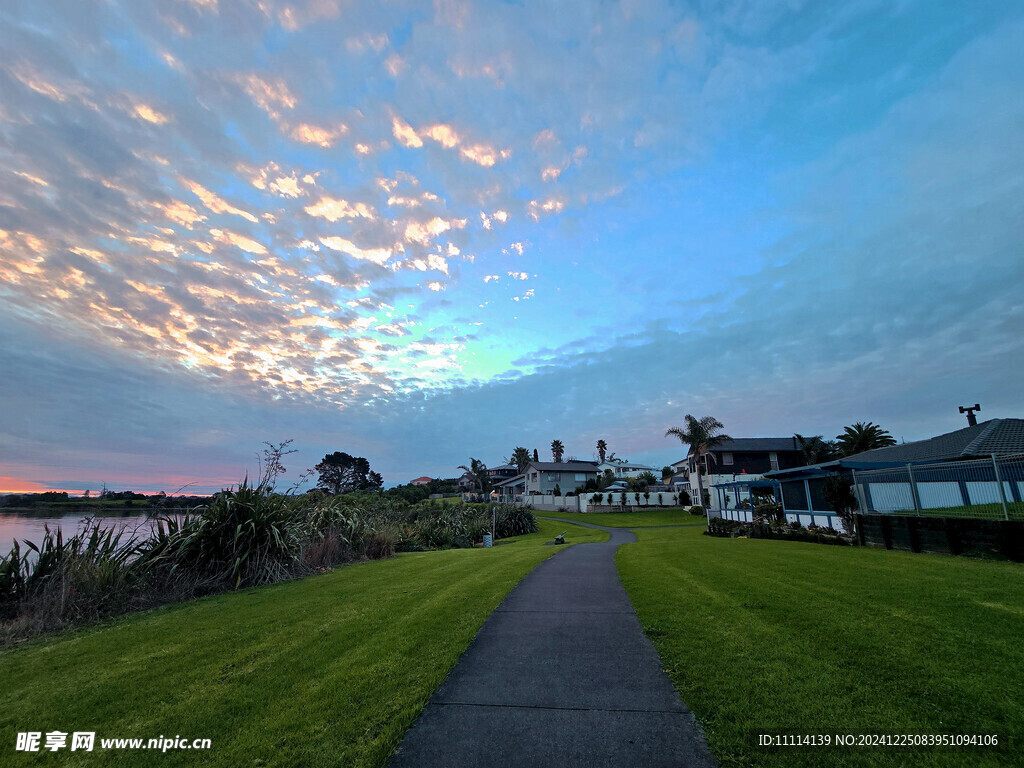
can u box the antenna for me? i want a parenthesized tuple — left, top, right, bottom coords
(958, 403, 981, 427)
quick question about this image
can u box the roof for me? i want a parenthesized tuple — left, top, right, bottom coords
(411, 476, 432, 483)
(843, 419, 1024, 463)
(767, 418, 1024, 479)
(494, 474, 525, 487)
(701, 437, 801, 454)
(526, 461, 600, 472)
(487, 463, 516, 472)
(711, 479, 780, 489)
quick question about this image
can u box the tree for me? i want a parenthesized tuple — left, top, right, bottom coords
(458, 458, 491, 494)
(666, 415, 731, 523)
(506, 446, 532, 475)
(258, 439, 298, 492)
(635, 471, 658, 488)
(315, 452, 380, 494)
(533, 448, 539, 462)
(661, 466, 675, 483)
(550, 440, 565, 463)
(596, 439, 608, 463)
(836, 422, 897, 457)
(794, 434, 839, 466)
(823, 473, 858, 534)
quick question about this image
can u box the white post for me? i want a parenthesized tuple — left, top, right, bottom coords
(993, 454, 1010, 521)
(907, 464, 922, 515)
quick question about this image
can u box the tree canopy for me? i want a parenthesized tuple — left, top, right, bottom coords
(794, 434, 840, 466)
(458, 458, 491, 493)
(550, 439, 565, 463)
(506, 446, 532, 475)
(836, 422, 897, 457)
(314, 452, 383, 494)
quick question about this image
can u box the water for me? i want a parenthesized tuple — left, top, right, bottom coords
(0, 508, 188, 558)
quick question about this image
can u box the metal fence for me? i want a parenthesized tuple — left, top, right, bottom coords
(851, 454, 1024, 521)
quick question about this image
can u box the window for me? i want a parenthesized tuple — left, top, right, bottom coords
(574, 473, 587, 482)
(722, 453, 733, 466)
(545, 473, 560, 482)
(531, 472, 538, 481)
(770, 452, 779, 471)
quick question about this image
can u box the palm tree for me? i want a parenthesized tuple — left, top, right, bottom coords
(550, 439, 565, 463)
(596, 439, 608, 463)
(458, 458, 490, 496)
(666, 415, 731, 514)
(794, 434, 839, 466)
(835, 422, 896, 457)
(506, 446, 532, 475)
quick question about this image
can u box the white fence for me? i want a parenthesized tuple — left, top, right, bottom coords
(523, 491, 686, 513)
(715, 506, 851, 533)
(852, 454, 1024, 521)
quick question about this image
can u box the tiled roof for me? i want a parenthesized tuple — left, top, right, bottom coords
(844, 419, 1024, 463)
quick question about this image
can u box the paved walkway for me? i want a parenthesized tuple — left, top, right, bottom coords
(387, 523, 717, 767)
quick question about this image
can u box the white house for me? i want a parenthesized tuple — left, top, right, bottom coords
(596, 460, 658, 480)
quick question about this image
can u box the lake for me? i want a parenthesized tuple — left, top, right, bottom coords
(0, 507, 189, 558)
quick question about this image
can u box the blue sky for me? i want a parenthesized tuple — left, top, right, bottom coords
(1, 0, 1021, 493)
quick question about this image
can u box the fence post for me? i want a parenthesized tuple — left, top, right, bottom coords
(907, 464, 922, 515)
(851, 469, 866, 513)
(992, 454, 1010, 521)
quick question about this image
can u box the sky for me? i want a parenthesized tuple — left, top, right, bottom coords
(1, 0, 1022, 494)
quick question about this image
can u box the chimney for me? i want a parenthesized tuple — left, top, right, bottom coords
(958, 404, 981, 427)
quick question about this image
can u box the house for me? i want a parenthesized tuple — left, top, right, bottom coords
(410, 476, 433, 486)
(494, 474, 526, 502)
(596, 460, 658, 480)
(765, 418, 1024, 530)
(522, 461, 600, 495)
(487, 463, 519, 483)
(674, 437, 806, 510)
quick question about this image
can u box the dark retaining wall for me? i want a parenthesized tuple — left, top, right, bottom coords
(856, 514, 1024, 561)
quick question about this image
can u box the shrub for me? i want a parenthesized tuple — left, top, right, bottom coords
(141, 481, 304, 588)
(689, 505, 706, 516)
(494, 504, 538, 538)
(754, 502, 784, 525)
(362, 530, 396, 560)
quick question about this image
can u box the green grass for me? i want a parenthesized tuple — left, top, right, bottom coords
(541, 508, 707, 527)
(886, 501, 1024, 521)
(617, 526, 1024, 767)
(0, 519, 607, 767)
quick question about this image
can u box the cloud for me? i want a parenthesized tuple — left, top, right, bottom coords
(304, 197, 376, 222)
(0, 0, 1020, 495)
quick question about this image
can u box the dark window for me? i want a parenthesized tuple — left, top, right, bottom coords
(808, 478, 829, 511)
(781, 480, 807, 510)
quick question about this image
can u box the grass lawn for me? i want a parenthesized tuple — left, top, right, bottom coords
(541, 508, 707, 527)
(886, 501, 1024, 521)
(618, 526, 1024, 767)
(0, 519, 607, 767)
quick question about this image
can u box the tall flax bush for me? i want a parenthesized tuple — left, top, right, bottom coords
(0, 520, 144, 627)
(141, 479, 303, 588)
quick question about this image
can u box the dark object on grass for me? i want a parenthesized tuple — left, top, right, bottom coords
(554, 532, 566, 545)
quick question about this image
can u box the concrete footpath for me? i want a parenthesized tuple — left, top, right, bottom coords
(386, 522, 717, 767)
